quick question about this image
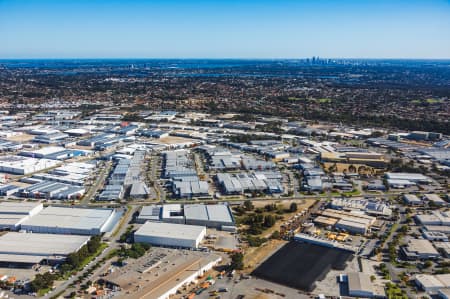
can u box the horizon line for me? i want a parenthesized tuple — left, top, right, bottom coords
(1, 57, 450, 61)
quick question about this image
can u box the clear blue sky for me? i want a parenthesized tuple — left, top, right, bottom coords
(0, 0, 449, 59)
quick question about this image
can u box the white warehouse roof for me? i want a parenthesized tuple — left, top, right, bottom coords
(0, 232, 90, 265)
(21, 206, 116, 235)
(134, 222, 206, 248)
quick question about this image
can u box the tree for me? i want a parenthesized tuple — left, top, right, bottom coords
(370, 275, 376, 282)
(230, 252, 244, 270)
(424, 260, 433, 268)
(263, 215, 276, 228)
(271, 230, 281, 239)
(289, 202, 298, 212)
(243, 200, 254, 211)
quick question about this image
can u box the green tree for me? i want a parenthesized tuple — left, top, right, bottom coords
(230, 252, 244, 270)
(289, 202, 298, 212)
(263, 215, 276, 228)
(244, 200, 254, 211)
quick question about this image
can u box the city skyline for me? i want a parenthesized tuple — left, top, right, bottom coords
(1, 0, 449, 59)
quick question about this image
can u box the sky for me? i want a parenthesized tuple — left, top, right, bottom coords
(0, 0, 449, 59)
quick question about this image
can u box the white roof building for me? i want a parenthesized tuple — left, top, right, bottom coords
(21, 206, 117, 235)
(0, 155, 60, 175)
(0, 202, 44, 230)
(134, 222, 206, 249)
(0, 232, 90, 266)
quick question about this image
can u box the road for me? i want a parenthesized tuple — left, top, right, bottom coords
(44, 206, 137, 299)
(80, 161, 112, 206)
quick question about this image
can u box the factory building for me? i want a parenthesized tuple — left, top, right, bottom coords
(416, 211, 450, 226)
(415, 274, 450, 293)
(0, 155, 60, 175)
(136, 205, 162, 223)
(216, 172, 283, 195)
(99, 150, 149, 200)
(347, 272, 374, 298)
(385, 172, 432, 184)
(0, 232, 90, 267)
(401, 239, 441, 260)
(0, 202, 43, 231)
(21, 206, 117, 235)
(161, 204, 185, 224)
(134, 222, 206, 249)
(316, 209, 376, 235)
(423, 194, 447, 206)
(17, 181, 85, 200)
(184, 204, 235, 229)
(403, 194, 422, 205)
(330, 198, 392, 217)
(137, 204, 235, 229)
(162, 150, 209, 198)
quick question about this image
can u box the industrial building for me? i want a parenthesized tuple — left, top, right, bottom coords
(21, 206, 117, 235)
(99, 150, 149, 200)
(330, 198, 392, 217)
(134, 222, 206, 248)
(216, 172, 283, 195)
(0, 155, 60, 175)
(136, 204, 235, 229)
(347, 272, 374, 298)
(415, 274, 450, 293)
(0, 202, 43, 231)
(184, 204, 235, 228)
(17, 181, 85, 200)
(136, 205, 162, 223)
(385, 172, 432, 185)
(162, 150, 209, 198)
(401, 238, 441, 260)
(316, 209, 376, 235)
(416, 211, 450, 226)
(403, 194, 422, 205)
(423, 194, 447, 206)
(102, 250, 221, 299)
(0, 232, 90, 267)
(320, 151, 386, 168)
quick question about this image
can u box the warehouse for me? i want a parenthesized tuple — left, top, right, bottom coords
(172, 180, 209, 198)
(347, 272, 374, 298)
(0, 155, 60, 175)
(161, 204, 185, 224)
(102, 249, 221, 299)
(401, 239, 441, 260)
(330, 198, 392, 217)
(0, 184, 20, 196)
(0, 202, 43, 231)
(423, 194, 447, 206)
(98, 184, 124, 201)
(216, 172, 282, 195)
(17, 181, 85, 200)
(0, 232, 90, 267)
(403, 194, 422, 205)
(136, 205, 162, 223)
(134, 222, 206, 248)
(19, 146, 66, 159)
(415, 274, 450, 293)
(416, 211, 450, 226)
(318, 209, 376, 235)
(21, 206, 117, 235)
(184, 204, 235, 229)
(385, 172, 432, 184)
